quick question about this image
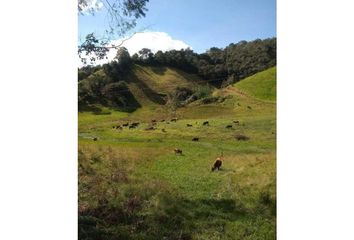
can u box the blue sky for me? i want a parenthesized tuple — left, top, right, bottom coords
(79, 0, 276, 54)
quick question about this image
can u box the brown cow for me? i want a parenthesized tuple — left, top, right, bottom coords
(211, 157, 222, 171)
(174, 148, 183, 155)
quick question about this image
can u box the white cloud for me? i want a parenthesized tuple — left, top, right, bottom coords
(79, 31, 192, 67)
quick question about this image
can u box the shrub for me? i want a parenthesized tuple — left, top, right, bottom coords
(194, 84, 212, 99)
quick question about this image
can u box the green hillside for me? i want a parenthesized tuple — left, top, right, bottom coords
(78, 65, 276, 240)
(234, 67, 276, 101)
(125, 64, 206, 107)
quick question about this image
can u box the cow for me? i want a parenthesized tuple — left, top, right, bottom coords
(93, 137, 98, 141)
(160, 119, 165, 122)
(145, 127, 156, 131)
(171, 118, 178, 122)
(131, 122, 139, 127)
(187, 124, 193, 127)
(174, 148, 183, 155)
(211, 157, 222, 171)
(129, 125, 136, 129)
(235, 134, 249, 141)
(122, 123, 129, 127)
(202, 121, 209, 126)
(161, 128, 166, 132)
(233, 120, 240, 125)
(226, 125, 233, 129)
(247, 106, 252, 110)
(151, 119, 157, 123)
(192, 137, 199, 141)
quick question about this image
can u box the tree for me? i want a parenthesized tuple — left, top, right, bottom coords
(78, 0, 150, 64)
(138, 48, 153, 60)
(114, 47, 131, 68)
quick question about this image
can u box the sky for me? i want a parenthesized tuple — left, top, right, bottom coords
(78, 0, 276, 64)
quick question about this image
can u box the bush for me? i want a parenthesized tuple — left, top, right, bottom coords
(194, 85, 212, 99)
(200, 96, 225, 104)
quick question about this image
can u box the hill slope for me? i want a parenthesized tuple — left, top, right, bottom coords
(78, 64, 276, 239)
(234, 67, 276, 101)
(124, 64, 206, 107)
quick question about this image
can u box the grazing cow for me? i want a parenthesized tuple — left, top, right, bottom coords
(202, 121, 209, 126)
(93, 137, 98, 141)
(117, 126, 123, 130)
(192, 137, 199, 141)
(211, 157, 222, 171)
(151, 119, 157, 123)
(233, 120, 240, 124)
(247, 106, 252, 109)
(171, 118, 178, 122)
(122, 123, 129, 127)
(129, 125, 136, 129)
(112, 126, 116, 129)
(226, 125, 233, 129)
(187, 124, 193, 127)
(235, 134, 249, 141)
(174, 148, 183, 155)
(131, 122, 139, 127)
(161, 119, 165, 122)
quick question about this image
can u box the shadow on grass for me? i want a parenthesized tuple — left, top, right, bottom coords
(126, 72, 167, 105)
(78, 194, 268, 240)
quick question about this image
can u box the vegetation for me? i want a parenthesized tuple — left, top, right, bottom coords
(79, 38, 276, 111)
(235, 67, 276, 101)
(131, 38, 276, 86)
(79, 56, 276, 238)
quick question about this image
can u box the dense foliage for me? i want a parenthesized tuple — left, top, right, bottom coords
(132, 38, 276, 86)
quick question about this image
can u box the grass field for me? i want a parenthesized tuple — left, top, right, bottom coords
(78, 66, 276, 240)
(234, 67, 276, 101)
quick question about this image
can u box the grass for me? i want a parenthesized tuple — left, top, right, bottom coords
(79, 65, 276, 240)
(234, 67, 276, 101)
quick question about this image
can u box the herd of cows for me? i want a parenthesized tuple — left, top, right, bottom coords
(111, 118, 242, 132)
(92, 117, 250, 172)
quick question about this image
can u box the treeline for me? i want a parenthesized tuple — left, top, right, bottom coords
(78, 38, 276, 111)
(131, 37, 276, 85)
